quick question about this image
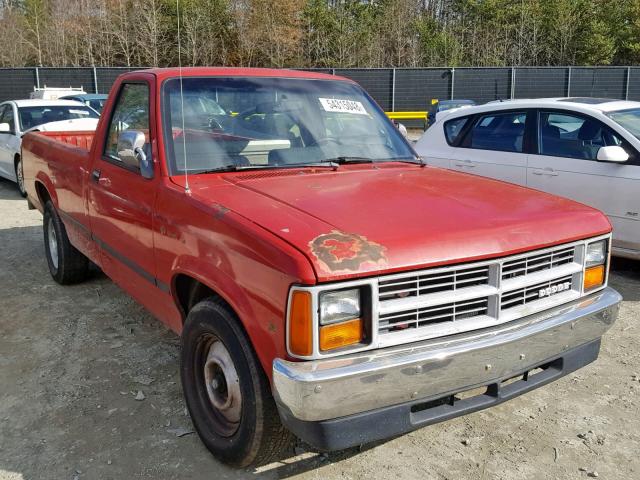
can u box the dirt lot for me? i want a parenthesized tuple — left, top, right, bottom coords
(0, 178, 639, 480)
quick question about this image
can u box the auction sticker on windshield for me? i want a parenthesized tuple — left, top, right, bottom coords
(319, 98, 368, 115)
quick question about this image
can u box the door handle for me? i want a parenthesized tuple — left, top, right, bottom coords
(454, 161, 476, 168)
(532, 168, 558, 176)
(91, 169, 101, 182)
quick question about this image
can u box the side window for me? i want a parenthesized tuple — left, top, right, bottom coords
(469, 111, 526, 153)
(104, 83, 151, 164)
(0, 105, 15, 132)
(538, 111, 622, 161)
(444, 116, 469, 145)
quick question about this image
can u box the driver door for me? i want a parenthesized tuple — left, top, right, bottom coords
(87, 79, 160, 301)
(527, 110, 640, 252)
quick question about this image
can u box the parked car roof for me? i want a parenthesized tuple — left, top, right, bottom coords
(434, 97, 640, 123)
(8, 99, 88, 108)
(138, 67, 350, 83)
(60, 94, 108, 101)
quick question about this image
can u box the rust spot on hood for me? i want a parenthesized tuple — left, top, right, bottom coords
(309, 230, 387, 273)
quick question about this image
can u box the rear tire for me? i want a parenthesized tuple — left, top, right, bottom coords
(15, 156, 26, 197)
(181, 297, 293, 467)
(43, 201, 89, 284)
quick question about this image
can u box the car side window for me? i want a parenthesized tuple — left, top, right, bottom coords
(104, 83, 151, 165)
(0, 105, 15, 132)
(443, 116, 469, 145)
(538, 111, 623, 161)
(468, 111, 526, 153)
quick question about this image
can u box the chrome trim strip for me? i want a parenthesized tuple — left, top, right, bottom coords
(274, 287, 621, 421)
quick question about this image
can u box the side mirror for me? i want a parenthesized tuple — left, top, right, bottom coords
(0, 122, 11, 133)
(597, 145, 629, 163)
(116, 130, 153, 179)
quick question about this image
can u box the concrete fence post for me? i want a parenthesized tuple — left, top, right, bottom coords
(626, 66, 631, 100)
(567, 67, 572, 97)
(93, 66, 99, 93)
(34, 67, 40, 89)
(391, 68, 396, 111)
(451, 68, 455, 99)
(510, 67, 516, 99)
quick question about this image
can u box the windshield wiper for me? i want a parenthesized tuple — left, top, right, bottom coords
(321, 156, 374, 164)
(193, 162, 339, 174)
(321, 156, 425, 166)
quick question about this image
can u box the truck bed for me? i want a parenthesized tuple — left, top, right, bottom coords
(34, 130, 95, 151)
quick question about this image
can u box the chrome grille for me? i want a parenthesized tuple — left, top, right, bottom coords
(375, 240, 594, 347)
(379, 297, 489, 333)
(501, 246, 575, 280)
(378, 265, 489, 301)
(501, 275, 573, 310)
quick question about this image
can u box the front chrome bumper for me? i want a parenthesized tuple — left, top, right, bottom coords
(273, 287, 621, 423)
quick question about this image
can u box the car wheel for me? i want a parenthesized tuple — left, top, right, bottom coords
(181, 297, 293, 467)
(43, 201, 89, 284)
(15, 156, 26, 197)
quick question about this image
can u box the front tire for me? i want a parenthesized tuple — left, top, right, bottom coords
(43, 201, 89, 284)
(181, 297, 292, 467)
(15, 156, 26, 197)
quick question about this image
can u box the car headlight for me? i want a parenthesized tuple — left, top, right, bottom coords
(584, 239, 607, 291)
(319, 289, 361, 325)
(585, 240, 606, 268)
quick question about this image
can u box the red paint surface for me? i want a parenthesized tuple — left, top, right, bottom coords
(21, 67, 612, 379)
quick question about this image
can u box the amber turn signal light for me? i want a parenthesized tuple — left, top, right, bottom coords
(289, 291, 312, 356)
(319, 318, 363, 351)
(584, 265, 605, 291)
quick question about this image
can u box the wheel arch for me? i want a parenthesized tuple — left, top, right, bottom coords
(33, 176, 58, 211)
(171, 270, 277, 382)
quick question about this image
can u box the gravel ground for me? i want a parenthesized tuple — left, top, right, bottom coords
(0, 177, 638, 480)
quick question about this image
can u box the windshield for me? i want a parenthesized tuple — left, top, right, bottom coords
(87, 99, 106, 113)
(19, 105, 99, 131)
(607, 108, 640, 139)
(162, 77, 415, 174)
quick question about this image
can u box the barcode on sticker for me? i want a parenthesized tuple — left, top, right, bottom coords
(319, 98, 368, 115)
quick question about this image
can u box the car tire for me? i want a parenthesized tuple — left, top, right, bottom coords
(43, 201, 89, 284)
(15, 156, 26, 197)
(181, 297, 293, 467)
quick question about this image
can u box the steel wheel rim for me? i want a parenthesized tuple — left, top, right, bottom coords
(47, 217, 59, 270)
(202, 338, 242, 435)
(16, 159, 24, 193)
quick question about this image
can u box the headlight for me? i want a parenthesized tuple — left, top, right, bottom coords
(585, 240, 606, 268)
(583, 239, 607, 291)
(319, 288, 364, 352)
(319, 289, 361, 325)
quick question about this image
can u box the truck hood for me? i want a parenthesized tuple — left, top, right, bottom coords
(186, 164, 611, 282)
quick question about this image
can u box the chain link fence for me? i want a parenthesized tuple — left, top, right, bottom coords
(1, 66, 639, 110)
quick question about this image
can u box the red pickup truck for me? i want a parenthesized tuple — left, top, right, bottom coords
(22, 67, 621, 467)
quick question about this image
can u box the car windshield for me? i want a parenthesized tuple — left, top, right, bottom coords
(87, 99, 106, 113)
(607, 108, 640, 139)
(19, 105, 99, 131)
(162, 76, 415, 174)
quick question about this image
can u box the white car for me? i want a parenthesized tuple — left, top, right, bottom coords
(0, 99, 99, 196)
(415, 97, 640, 260)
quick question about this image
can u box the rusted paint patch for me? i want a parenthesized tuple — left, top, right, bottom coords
(212, 203, 230, 220)
(309, 230, 387, 273)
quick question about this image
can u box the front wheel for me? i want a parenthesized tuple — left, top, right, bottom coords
(181, 298, 292, 467)
(15, 156, 26, 197)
